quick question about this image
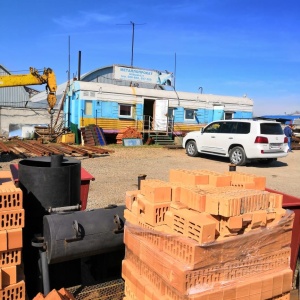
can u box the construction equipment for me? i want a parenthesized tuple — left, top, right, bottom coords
(0, 67, 57, 110)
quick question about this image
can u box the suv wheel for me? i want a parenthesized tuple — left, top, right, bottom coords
(229, 146, 247, 166)
(186, 141, 199, 157)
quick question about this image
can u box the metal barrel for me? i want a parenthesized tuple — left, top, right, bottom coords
(43, 205, 125, 264)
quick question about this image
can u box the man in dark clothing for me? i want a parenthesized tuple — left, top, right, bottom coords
(284, 123, 294, 152)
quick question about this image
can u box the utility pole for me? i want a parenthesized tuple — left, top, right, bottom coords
(117, 21, 145, 67)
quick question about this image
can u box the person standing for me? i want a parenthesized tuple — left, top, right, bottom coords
(284, 123, 294, 152)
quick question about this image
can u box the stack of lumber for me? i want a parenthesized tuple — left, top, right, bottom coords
(0, 171, 25, 299)
(116, 127, 142, 144)
(122, 169, 294, 300)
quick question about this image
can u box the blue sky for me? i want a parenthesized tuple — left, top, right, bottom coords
(1, 0, 299, 116)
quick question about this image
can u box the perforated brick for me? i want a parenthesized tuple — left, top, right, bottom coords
(0, 209, 24, 230)
(0, 280, 25, 299)
(0, 249, 22, 267)
(0, 187, 22, 211)
(225, 171, 266, 191)
(137, 194, 170, 226)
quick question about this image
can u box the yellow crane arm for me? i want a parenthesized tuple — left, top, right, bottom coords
(0, 67, 57, 109)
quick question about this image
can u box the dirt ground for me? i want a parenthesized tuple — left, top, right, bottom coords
(1, 146, 299, 209)
(81, 146, 300, 209)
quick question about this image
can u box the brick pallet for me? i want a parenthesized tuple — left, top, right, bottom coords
(0, 171, 25, 299)
(122, 169, 294, 300)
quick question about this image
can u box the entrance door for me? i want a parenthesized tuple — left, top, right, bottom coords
(213, 105, 224, 121)
(143, 99, 155, 130)
(154, 99, 168, 131)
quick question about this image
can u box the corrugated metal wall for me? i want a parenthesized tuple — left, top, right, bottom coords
(0, 66, 30, 107)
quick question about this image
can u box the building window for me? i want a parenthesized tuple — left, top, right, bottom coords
(185, 109, 196, 120)
(85, 101, 93, 115)
(119, 104, 133, 118)
(224, 112, 234, 120)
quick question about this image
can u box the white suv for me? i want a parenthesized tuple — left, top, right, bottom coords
(182, 119, 289, 166)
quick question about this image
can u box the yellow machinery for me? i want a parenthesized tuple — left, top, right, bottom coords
(0, 67, 57, 110)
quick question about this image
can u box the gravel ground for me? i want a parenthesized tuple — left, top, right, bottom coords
(1, 146, 299, 209)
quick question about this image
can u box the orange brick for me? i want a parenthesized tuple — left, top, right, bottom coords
(253, 176, 266, 190)
(124, 228, 140, 257)
(0, 209, 24, 230)
(227, 215, 243, 231)
(125, 190, 139, 210)
(144, 283, 154, 300)
(33, 292, 45, 300)
(166, 209, 217, 243)
(0, 230, 7, 252)
(169, 183, 182, 202)
(236, 281, 250, 298)
(7, 228, 22, 250)
(0, 280, 25, 299)
(0, 171, 13, 185)
(58, 288, 76, 300)
(282, 269, 293, 293)
(169, 169, 183, 183)
(0, 249, 22, 267)
(170, 201, 187, 210)
(0, 265, 17, 288)
(273, 272, 284, 297)
(140, 180, 172, 203)
(261, 273, 273, 296)
(0, 187, 22, 211)
(250, 280, 262, 296)
(208, 173, 231, 187)
(223, 287, 236, 300)
(137, 194, 170, 226)
(44, 289, 65, 299)
(269, 193, 283, 209)
(250, 210, 267, 229)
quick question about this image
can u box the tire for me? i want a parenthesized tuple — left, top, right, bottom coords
(185, 140, 199, 157)
(229, 146, 247, 166)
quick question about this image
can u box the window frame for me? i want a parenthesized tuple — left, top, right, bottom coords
(184, 109, 196, 121)
(119, 104, 133, 118)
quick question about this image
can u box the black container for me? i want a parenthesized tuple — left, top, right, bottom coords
(18, 155, 81, 210)
(43, 205, 125, 264)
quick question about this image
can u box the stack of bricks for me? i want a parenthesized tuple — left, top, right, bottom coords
(122, 169, 294, 300)
(0, 171, 25, 299)
(116, 127, 143, 144)
(33, 288, 75, 299)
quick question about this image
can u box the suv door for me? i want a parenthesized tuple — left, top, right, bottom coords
(199, 121, 235, 154)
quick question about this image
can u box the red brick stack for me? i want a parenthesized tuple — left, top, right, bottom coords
(116, 127, 143, 144)
(122, 169, 294, 300)
(0, 171, 25, 299)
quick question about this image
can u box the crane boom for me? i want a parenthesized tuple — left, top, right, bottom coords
(0, 67, 57, 109)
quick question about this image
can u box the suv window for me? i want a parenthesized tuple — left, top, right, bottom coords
(236, 122, 251, 134)
(204, 122, 221, 133)
(260, 123, 283, 135)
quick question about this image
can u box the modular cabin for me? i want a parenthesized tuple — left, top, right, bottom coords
(63, 65, 253, 141)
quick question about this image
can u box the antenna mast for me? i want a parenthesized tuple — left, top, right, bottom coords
(117, 21, 145, 67)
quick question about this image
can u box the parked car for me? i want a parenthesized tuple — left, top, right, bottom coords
(182, 119, 289, 166)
